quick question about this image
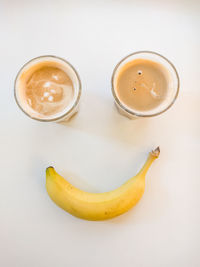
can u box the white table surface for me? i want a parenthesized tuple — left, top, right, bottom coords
(0, 1, 200, 266)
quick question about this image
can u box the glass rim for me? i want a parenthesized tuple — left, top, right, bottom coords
(111, 50, 180, 117)
(14, 55, 82, 122)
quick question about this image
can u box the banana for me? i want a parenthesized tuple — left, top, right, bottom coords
(46, 147, 160, 221)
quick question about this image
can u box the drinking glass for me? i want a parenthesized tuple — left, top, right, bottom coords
(14, 55, 81, 122)
(111, 51, 180, 119)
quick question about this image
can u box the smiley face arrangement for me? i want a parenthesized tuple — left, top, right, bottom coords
(14, 54, 169, 221)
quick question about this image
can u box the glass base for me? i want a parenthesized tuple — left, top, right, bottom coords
(115, 103, 138, 120)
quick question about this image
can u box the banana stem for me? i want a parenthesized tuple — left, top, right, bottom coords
(137, 147, 160, 177)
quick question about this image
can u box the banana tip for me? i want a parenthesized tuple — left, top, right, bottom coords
(151, 146, 160, 158)
(46, 166, 54, 172)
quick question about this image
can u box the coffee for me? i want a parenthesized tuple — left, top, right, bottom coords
(24, 64, 74, 116)
(15, 56, 81, 122)
(116, 59, 168, 112)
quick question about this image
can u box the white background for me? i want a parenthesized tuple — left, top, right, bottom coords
(0, 0, 200, 266)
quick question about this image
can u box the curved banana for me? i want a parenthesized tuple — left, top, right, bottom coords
(46, 147, 160, 220)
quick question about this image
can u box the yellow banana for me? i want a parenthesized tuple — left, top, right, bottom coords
(46, 147, 160, 221)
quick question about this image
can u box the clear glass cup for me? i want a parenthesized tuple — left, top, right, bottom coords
(14, 55, 81, 122)
(111, 51, 180, 119)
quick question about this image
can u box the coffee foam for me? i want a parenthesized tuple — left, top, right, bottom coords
(112, 55, 178, 117)
(15, 56, 80, 121)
